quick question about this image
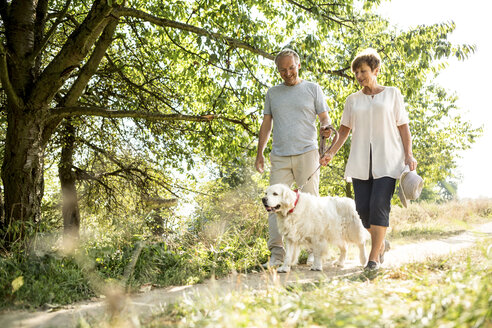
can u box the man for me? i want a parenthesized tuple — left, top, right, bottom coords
(255, 48, 332, 267)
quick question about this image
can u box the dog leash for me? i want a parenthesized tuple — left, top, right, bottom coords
(297, 126, 339, 192)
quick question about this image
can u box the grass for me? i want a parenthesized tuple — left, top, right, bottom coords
(0, 195, 491, 312)
(144, 241, 492, 327)
(388, 199, 492, 243)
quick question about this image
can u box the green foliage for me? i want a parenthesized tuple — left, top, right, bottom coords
(0, 168, 270, 309)
(0, 253, 94, 309)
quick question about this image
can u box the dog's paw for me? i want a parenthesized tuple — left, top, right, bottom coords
(332, 260, 345, 268)
(277, 266, 291, 273)
(309, 265, 322, 271)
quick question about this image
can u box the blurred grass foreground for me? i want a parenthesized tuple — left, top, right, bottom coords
(0, 183, 491, 327)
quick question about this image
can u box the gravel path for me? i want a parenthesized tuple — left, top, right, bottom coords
(2, 221, 491, 328)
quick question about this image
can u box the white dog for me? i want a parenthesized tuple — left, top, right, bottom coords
(262, 184, 368, 273)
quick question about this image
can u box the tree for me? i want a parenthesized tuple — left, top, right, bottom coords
(0, 0, 361, 248)
(0, 0, 478, 249)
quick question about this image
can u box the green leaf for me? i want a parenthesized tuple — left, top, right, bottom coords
(12, 276, 24, 294)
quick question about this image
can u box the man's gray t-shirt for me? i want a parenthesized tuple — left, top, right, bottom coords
(264, 80, 329, 156)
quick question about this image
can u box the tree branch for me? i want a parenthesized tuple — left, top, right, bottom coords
(114, 7, 274, 60)
(30, 0, 113, 107)
(63, 15, 118, 106)
(162, 25, 239, 75)
(51, 106, 217, 122)
(286, 0, 352, 28)
(323, 66, 352, 79)
(104, 54, 180, 113)
(0, 42, 23, 108)
(30, 0, 72, 63)
(50, 105, 253, 132)
(73, 166, 112, 191)
(0, 0, 9, 24)
(34, 0, 49, 74)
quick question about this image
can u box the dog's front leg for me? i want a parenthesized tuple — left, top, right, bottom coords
(277, 239, 295, 273)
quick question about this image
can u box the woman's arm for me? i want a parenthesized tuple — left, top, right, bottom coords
(320, 124, 351, 166)
(397, 123, 417, 171)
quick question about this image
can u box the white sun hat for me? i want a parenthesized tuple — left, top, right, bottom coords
(398, 166, 424, 208)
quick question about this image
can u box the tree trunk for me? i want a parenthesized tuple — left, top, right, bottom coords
(59, 119, 80, 241)
(1, 110, 46, 245)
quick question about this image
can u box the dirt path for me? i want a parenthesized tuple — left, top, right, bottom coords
(2, 221, 492, 328)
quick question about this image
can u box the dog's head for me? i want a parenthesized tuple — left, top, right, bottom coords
(261, 184, 297, 217)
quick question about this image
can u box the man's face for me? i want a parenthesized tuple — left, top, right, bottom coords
(277, 55, 300, 86)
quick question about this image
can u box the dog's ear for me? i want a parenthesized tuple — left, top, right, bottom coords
(279, 186, 296, 216)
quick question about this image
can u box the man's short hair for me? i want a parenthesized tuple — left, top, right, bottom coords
(275, 48, 300, 66)
(351, 48, 382, 72)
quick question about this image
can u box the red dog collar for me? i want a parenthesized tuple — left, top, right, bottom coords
(288, 189, 300, 214)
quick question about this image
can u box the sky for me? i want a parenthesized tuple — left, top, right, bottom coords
(377, 0, 491, 199)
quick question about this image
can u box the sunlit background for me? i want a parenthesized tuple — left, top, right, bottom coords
(378, 0, 491, 199)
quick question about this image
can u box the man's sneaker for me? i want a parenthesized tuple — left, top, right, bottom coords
(364, 260, 380, 271)
(261, 258, 283, 269)
(380, 240, 391, 264)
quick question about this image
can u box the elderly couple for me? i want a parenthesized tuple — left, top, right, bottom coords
(255, 48, 418, 271)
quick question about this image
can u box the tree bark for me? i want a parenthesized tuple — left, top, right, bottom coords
(57, 16, 118, 241)
(1, 109, 47, 244)
(0, 0, 112, 249)
(59, 119, 80, 240)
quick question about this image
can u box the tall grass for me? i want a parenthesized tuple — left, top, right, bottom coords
(389, 199, 492, 242)
(0, 181, 490, 311)
(144, 241, 492, 327)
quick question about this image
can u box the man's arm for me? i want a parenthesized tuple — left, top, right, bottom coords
(318, 111, 331, 129)
(255, 114, 273, 173)
(397, 123, 417, 171)
(318, 111, 333, 138)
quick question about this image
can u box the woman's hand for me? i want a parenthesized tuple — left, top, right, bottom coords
(320, 151, 334, 166)
(405, 154, 417, 171)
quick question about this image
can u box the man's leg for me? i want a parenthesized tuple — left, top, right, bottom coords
(292, 149, 319, 264)
(292, 149, 320, 196)
(267, 154, 295, 263)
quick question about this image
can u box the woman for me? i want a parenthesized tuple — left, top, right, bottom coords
(320, 48, 417, 270)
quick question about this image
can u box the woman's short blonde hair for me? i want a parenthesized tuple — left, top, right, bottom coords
(351, 48, 381, 72)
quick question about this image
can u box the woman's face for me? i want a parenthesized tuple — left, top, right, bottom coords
(353, 62, 379, 87)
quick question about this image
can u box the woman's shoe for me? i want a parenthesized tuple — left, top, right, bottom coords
(365, 260, 380, 271)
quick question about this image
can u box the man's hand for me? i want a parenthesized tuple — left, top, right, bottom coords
(255, 154, 265, 173)
(320, 125, 332, 138)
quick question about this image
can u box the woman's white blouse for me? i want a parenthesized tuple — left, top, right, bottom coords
(341, 86, 409, 180)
